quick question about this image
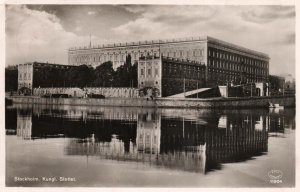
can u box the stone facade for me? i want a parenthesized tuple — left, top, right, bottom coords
(207, 37, 269, 86)
(161, 57, 206, 97)
(68, 36, 207, 70)
(69, 36, 269, 88)
(138, 57, 162, 97)
(138, 56, 206, 97)
(18, 63, 34, 90)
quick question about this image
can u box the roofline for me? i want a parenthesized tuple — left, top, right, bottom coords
(18, 62, 76, 67)
(206, 36, 269, 59)
(69, 35, 269, 59)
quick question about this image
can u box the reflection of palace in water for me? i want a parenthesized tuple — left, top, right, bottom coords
(9, 104, 295, 173)
(16, 109, 32, 140)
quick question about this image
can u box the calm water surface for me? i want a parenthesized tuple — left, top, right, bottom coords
(5, 104, 295, 187)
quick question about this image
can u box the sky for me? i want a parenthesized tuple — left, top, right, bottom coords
(5, 4, 295, 77)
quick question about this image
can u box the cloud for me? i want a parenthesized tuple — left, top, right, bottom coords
(87, 11, 96, 16)
(240, 6, 295, 24)
(6, 5, 104, 66)
(112, 5, 295, 77)
(121, 5, 148, 13)
(113, 6, 217, 41)
(75, 26, 82, 32)
(284, 33, 295, 45)
(6, 5, 295, 77)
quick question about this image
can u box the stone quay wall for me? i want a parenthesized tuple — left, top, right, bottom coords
(33, 87, 139, 98)
(10, 95, 295, 109)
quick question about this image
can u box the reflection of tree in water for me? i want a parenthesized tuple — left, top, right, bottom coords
(7, 105, 295, 174)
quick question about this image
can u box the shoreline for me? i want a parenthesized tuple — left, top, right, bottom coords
(7, 95, 295, 109)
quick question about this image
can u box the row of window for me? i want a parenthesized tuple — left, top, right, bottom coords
(71, 49, 205, 64)
(163, 63, 205, 70)
(208, 49, 268, 68)
(208, 60, 268, 75)
(72, 52, 160, 63)
(140, 68, 160, 77)
(19, 72, 31, 80)
(209, 73, 265, 83)
(208, 68, 267, 76)
(161, 49, 204, 58)
(18, 82, 31, 87)
(163, 68, 204, 78)
(139, 134, 158, 145)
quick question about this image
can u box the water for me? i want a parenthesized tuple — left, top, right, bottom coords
(5, 104, 295, 187)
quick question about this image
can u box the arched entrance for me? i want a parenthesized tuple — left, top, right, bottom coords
(18, 87, 32, 96)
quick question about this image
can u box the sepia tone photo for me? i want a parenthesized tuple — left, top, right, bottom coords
(4, 3, 296, 188)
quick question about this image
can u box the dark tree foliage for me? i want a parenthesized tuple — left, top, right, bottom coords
(65, 65, 95, 88)
(92, 61, 115, 87)
(13, 54, 138, 90)
(113, 55, 137, 87)
(131, 61, 138, 87)
(33, 67, 67, 88)
(5, 68, 18, 92)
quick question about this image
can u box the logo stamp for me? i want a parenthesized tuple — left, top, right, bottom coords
(268, 170, 283, 183)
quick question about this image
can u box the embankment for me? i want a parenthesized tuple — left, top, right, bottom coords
(9, 95, 295, 109)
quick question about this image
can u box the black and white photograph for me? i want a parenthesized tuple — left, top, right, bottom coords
(2, 0, 297, 190)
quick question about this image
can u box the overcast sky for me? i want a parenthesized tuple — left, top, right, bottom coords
(5, 4, 295, 77)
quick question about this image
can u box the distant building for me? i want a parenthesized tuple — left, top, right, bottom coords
(69, 36, 270, 87)
(283, 74, 295, 95)
(18, 62, 75, 94)
(269, 75, 285, 95)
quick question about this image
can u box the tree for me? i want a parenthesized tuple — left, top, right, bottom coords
(114, 54, 137, 87)
(93, 61, 115, 87)
(65, 65, 95, 88)
(5, 67, 18, 92)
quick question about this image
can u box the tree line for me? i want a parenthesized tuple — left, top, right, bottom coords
(5, 55, 138, 91)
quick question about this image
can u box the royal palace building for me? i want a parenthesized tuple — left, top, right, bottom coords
(68, 36, 270, 88)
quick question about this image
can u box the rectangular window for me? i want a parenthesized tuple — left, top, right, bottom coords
(141, 69, 144, 76)
(146, 135, 150, 144)
(155, 68, 159, 76)
(148, 68, 151, 76)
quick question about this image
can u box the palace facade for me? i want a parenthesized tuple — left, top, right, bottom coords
(138, 56, 206, 97)
(68, 36, 270, 87)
